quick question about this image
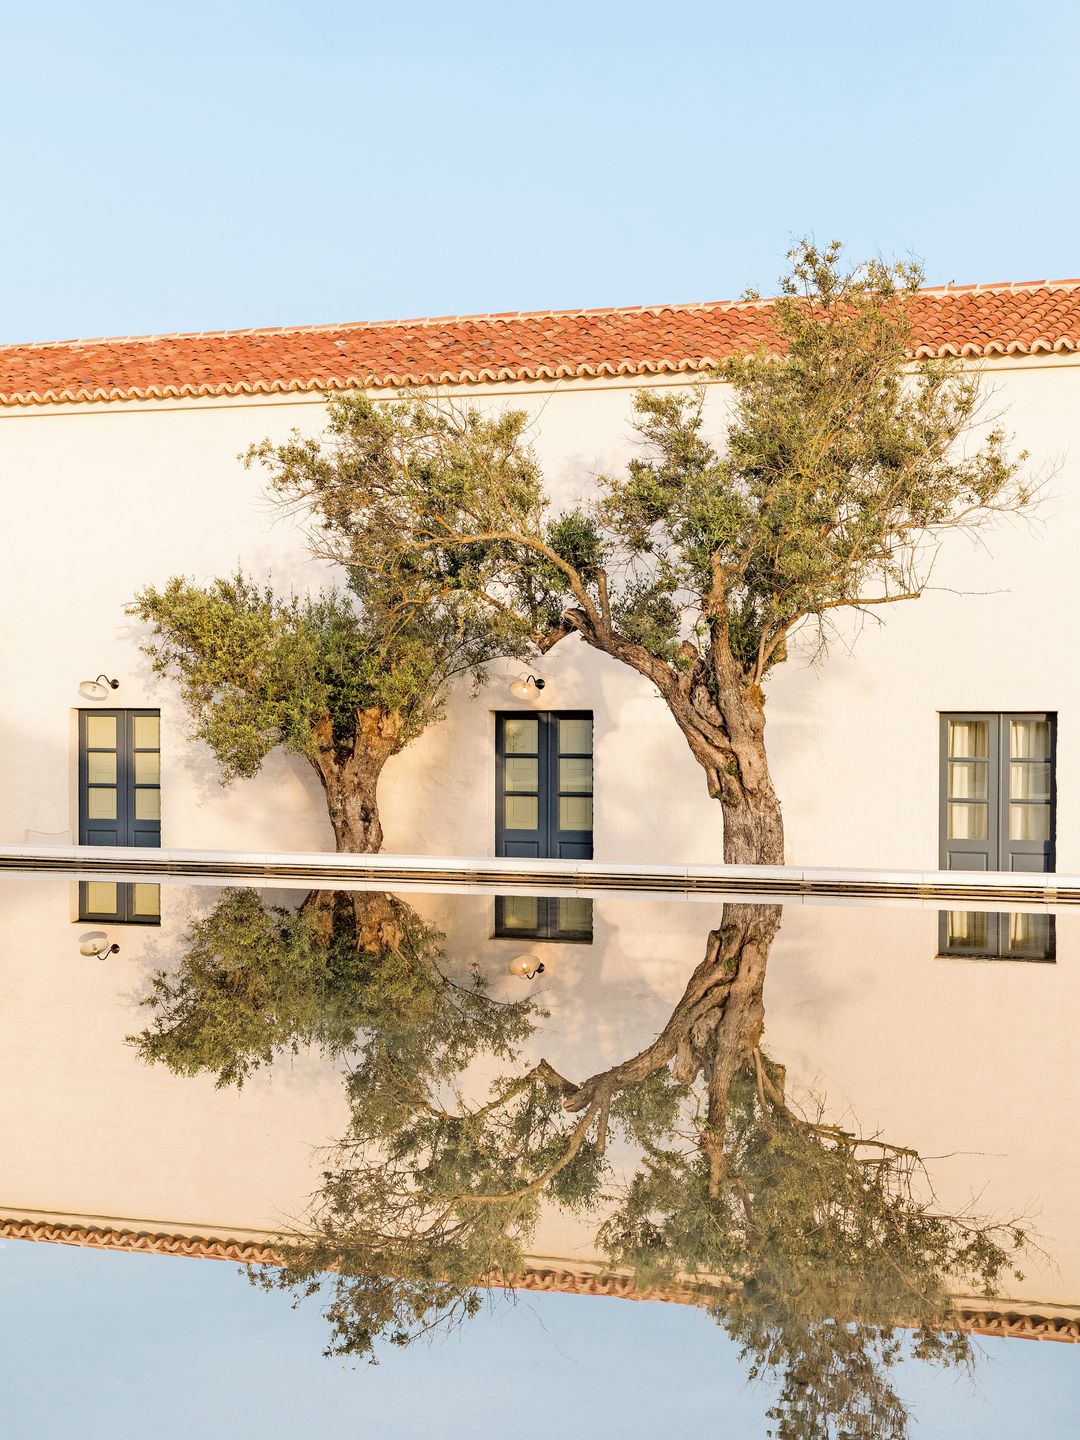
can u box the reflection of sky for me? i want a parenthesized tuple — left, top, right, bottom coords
(1, 1241, 1075, 1439)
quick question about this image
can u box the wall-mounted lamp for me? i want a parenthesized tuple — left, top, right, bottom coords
(508, 954, 545, 980)
(79, 931, 119, 960)
(78, 674, 120, 701)
(508, 675, 546, 701)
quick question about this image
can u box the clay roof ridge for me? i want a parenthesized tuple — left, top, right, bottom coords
(3, 280, 1079, 409)
(922, 277, 1080, 295)
(3, 1218, 1079, 1340)
(8, 277, 1080, 354)
(0, 298, 757, 353)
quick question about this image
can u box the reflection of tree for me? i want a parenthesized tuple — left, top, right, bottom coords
(138, 898, 1029, 1436)
(130, 888, 536, 1090)
(595, 934, 1009, 1439)
(584, 908, 1027, 1440)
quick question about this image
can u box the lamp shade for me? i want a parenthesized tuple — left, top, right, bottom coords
(508, 675, 546, 701)
(79, 930, 119, 958)
(79, 675, 119, 701)
(508, 954, 545, 979)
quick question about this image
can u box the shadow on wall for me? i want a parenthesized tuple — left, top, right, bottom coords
(587, 643, 726, 866)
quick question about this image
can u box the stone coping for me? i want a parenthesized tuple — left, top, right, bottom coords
(0, 845, 1074, 910)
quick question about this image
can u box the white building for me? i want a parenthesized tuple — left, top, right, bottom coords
(1, 282, 1078, 884)
(2, 283, 1079, 1334)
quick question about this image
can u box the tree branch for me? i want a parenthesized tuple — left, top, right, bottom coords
(453, 1098, 601, 1205)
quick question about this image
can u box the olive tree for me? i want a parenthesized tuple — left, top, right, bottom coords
(130, 399, 533, 850)
(266, 243, 1033, 863)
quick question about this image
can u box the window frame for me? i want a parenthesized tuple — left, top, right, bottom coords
(938, 712, 1055, 873)
(78, 880, 161, 927)
(78, 709, 161, 848)
(76, 708, 161, 924)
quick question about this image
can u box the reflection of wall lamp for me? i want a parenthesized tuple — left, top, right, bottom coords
(79, 674, 120, 701)
(508, 675, 546, 701)
(79, 931, 119, 960)
(508, 954, 545, 980)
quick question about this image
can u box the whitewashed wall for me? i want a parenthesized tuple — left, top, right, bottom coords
(0, 356, 1077, 867)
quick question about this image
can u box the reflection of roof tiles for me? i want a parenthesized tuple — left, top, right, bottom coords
(4, 1218, 1079, 1340)
(2, 280, 1080, 407)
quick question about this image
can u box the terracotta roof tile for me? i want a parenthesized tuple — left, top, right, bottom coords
(4, 1219, 1079, 1339)
(2, 280, 1079, 407)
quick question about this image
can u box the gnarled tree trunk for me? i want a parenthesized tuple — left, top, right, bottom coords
(706, 641, 785, 866)
(562, 902, 782, 1184)
(552, 612, 785, 866)
(705, 696, 784, 867)
(310, 708, 405, 853)
(300, 888, 420, 960)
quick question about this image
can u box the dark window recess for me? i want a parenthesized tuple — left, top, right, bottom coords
(78, 709, 161, 923)
(939, 714, 1055, 872)
(938, 910, 1055, 962)
(494, 895, 593, 942)
(496, 712, 592, 859)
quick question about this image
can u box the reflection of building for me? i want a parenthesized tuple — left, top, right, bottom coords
(3, 1219, 1076, 1344)
(2, 875, 1078, 1333)
(2, 289, 1080, 942)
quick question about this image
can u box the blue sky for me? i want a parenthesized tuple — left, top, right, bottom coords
(1, 1240, 1077, 1440)
(2, 1, 1079, 341)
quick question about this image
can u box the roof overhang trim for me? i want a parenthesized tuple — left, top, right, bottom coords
(3, 1217, 1077, 1341)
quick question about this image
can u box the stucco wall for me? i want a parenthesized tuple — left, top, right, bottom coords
(0, 358, 1077, 866)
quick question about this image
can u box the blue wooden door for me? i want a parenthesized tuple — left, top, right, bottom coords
(496, 712, 592, 859)
(78, 710, 161, 847)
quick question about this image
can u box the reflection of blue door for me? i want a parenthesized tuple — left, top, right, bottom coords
(78, 710, 161, 847)
(495, 712, 593, 859)
(494, 895, 593, 940)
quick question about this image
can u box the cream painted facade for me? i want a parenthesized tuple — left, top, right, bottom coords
(1, 874, 1077, 1310)
(2, 354, 1079, 869)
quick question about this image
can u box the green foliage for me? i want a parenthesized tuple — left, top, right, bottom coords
(598, 241, 1028, 680)
(610, 575, 683, 663)
(258, 243, 1033, 836)
(131, 888, 537, 1092)
(136, 883, 546, 1361)
(602, 1061, 1022, 1313)
(256, 1183, 512, 1364)
(131, 575, 405, 777)
(248, 391, 544, 659)
(545, 509, 606, 580)
(130, 393, 533, 839)
(599, 1058, 1025, 1440)
(268, 1052, 594, 1361)
(129, 570, 496, 781)
(265, 245, 1024, 704)
(133, 888, 357, 1086)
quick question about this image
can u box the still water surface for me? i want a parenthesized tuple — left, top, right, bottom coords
(2, 875, 1077, 1437)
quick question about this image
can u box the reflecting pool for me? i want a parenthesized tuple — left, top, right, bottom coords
(2, 874, 1077, 1437)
